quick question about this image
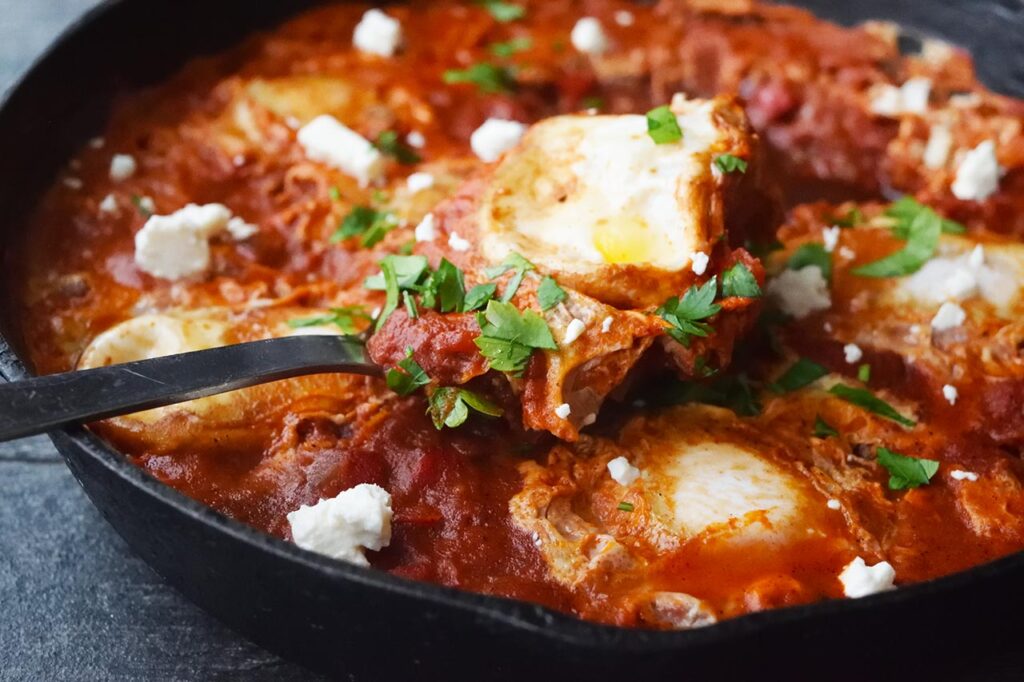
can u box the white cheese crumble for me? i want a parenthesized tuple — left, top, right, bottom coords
(690, 251, 710, 275)
(297, 115, 384, 187)
(414, 213, 436, 242)
(134, 203, 257, 280)
(570, 17, 610, 55)
(902, 244, 1014, 308)
(931, 301, 966, 331)
(951, 140, 1002, 202)
(601, 316, 613, 333)
(839, 556, 896, 598)
(614, 10, 635, 26)
(826, 499, 841, 511)
(923, 123, 953, 169)
(822, 226, 841, 253)
(63, 177, 83, 190)
(88, 136, 105, 149)
(950, 469, 978, 482)
(942, 384, 958, 405)
(352, 9, 402, 58)
(470, 118, 527, 162)
(843, 343, 863, 364)
(554, 402, 572, 419)
(582, 413, 597, 426)
(838, 246, 856, 260)
(109, 154, 137, 182)
(287, 483, 393, 566)
(448, 231, 471, 251)
(98, 193, 118, 214)
(869, 78, 931, 117)
(766, 266, 831, 319)
(607, 456, 641, 486)
(406, 131, 426, 148)
(406, 172, 435, 193)
(136, 196, 155, 214)
(563, 318, 586, 345)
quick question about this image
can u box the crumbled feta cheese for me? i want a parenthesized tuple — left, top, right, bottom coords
(406, 131, 426, 148)
(470, 118, 527, 162)
(286, 116, 301, 130)
(63, 177, 83, 190)
(582, 413, 597, 426)
(136, 196, 156, 214)
(233, 154, 247, 167)
(839, 556, 896, 598)
(607, 456, 641, 486)
(414, 213, 436, 242)
(406, 172, 435, 193)
(822, 226, 841, 253)
(88, 136, 105, 149)
(614, 10, 635, 26)
(931, 301, 966, 331)
(601, 316, 613, 333)
(571, 17, 610, 55)
(826, 499, 841, 511)
(942, 384, 958, 405)
(287, 483, 393, 566)
(843, 343, 863, 364)
(869, 78, 931, 117)
(690, 251, 710, 275)
(923, 123, 953, 169)
(134, 203, 254, 280)
(297, 115, 384, 187)
(903, 245, 1015, 310)
(554, 402, 572, 419)
(968, 244, 985, 269)
(563, 318, 586, 345)
(98, 193, 118, 214)
(225, 216, 259, 240)
(109, 154, 137, 182)
(766, 266, 831, 319)
(951, 140, 1002, 202)
(352, 9, 402, 57)
(950, 469, 978, 482)
(838, 246, 856, 260)
(448, 231, 471, 251)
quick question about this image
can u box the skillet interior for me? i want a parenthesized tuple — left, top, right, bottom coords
(3, 0, 1024, 678)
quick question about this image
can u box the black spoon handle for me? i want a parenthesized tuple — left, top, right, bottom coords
(0, 335, 379, 442)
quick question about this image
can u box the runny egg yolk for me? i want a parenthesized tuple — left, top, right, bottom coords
(592, 215, 661, 265)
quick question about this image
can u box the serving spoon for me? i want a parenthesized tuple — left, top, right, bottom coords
(0, 335, 379, 443)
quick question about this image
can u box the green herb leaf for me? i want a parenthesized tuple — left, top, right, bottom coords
(328, 186, 341, 201)
(772, 358, 828, 393)
(617, 501, 635, 512)
(463, 283, 498, 312)
(858, 363, 871, 383)
(478, 0, 525, 22)
(386, 347, 431, 396)
(876, 447, 939, 490)
(443, 63, 516, 94)
(829, 384, 916, 428)
(720, 262, 761, 298)
(853, 205, 941, 278)
(537, 276, 567, 311)
(402, 290, 419, 318)
(374, 130, 421, 165)
(490, 36, 532, 57)
(364, 255, 429, 291)
(287, 305, 371, 334)
(886, 196, 964, 237)
(656, 277, 721, 346)
(812, 415, 839, 438)
(830, 206, 864, 228)
(645, 105, 683, 144)
(421, 258, 466, 313)
(485, 252, 535, 302)
(474, 299, 556, 374)
(714, 154, 748, 174)
(131, 195, 153, 217)
(428, 387, 504, 429)
(332, 206, 397, 247)
(788, 243, 832, 281)
(657, 373, 760, 416)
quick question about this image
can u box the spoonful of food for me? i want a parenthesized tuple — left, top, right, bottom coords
(0, 334, 378, 442)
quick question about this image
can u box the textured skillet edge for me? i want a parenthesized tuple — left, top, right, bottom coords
(0, 0, 1023, 658)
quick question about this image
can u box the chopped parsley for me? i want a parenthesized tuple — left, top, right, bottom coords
(428, 386, 504, 429)
(720, 262, 761, 298)
(853, 202, 941, 278)
(374, 130, 421, 165)
(656, 277, 721, 347)
(485, 252, 535, 302)
(876, 447, 939, 490)
(402, 290, 419, 318)
(386, 347, 430, 396)
(657, 373, 761, 416)
(463, 283, 498, 311)
(617, 501, 635, 512)
(364, 255, 429, 330)
(885, 196, 964, 237)
(645, 105, 683, 144)
(772, 358, 828, 393)
(788, 243, 832, 280)
(331, 206, 398, 247)
(477, 0, 525, 22)
(287, 305, 371, 334)
(474, 299, 557, 374)
(537, 276, 567, 311)
(858, 363, 871, 383)
(829, 384, 916, 428)
(490, 36, 532, 57)
(812, 415, 839, 438)
(714, 154, 748, 174)
(419, 258, 466, 313)
(443, 63, 516, 94)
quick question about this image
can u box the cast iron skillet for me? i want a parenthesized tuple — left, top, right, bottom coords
(2, 1, 1024, 679)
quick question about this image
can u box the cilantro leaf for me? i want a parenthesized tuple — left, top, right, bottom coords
(656, 277, 721, 346)
(720, 262, 761, 298)
(830, 206, 864, 228)
(428, 387, 504, 429)
(645, 105, 682, 144)
(714, 154, 748, 174)
(485, 252, 535, 302)
(443, 63, 516, 94)
(788, 243, 832, 281)
(386, 347, 430, 396)
(477, 0, 525, 22)
(813, 415, 839, 438)
(829, 384, 916, 428)
(853, 205, 941, 278)
(474, 300, 556, 374)
(772, 358, 828, 393)
(886, 196, 964, 237)
(402, 290, 419, 318)
(332, 206, 397, 247)
(490, 37, 532, 57)
(420, 258, 465, 313)
(657, 373, 761, 416)
(617, 501, 635, 512)
(364, 255, 429, 291)
(463, 283, 497, 312)
(287, 305, 371, 334)
(858, 363, 871, 383)
(537, 276, 567, 311)
(376, 257, 402, 332)
(374, 130, 421, 165)
(876, 447, 939, 490)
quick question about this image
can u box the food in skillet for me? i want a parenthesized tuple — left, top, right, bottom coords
(9, 0, 1024, 629)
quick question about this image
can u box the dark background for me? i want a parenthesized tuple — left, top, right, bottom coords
(0, 1, 1022, 680)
